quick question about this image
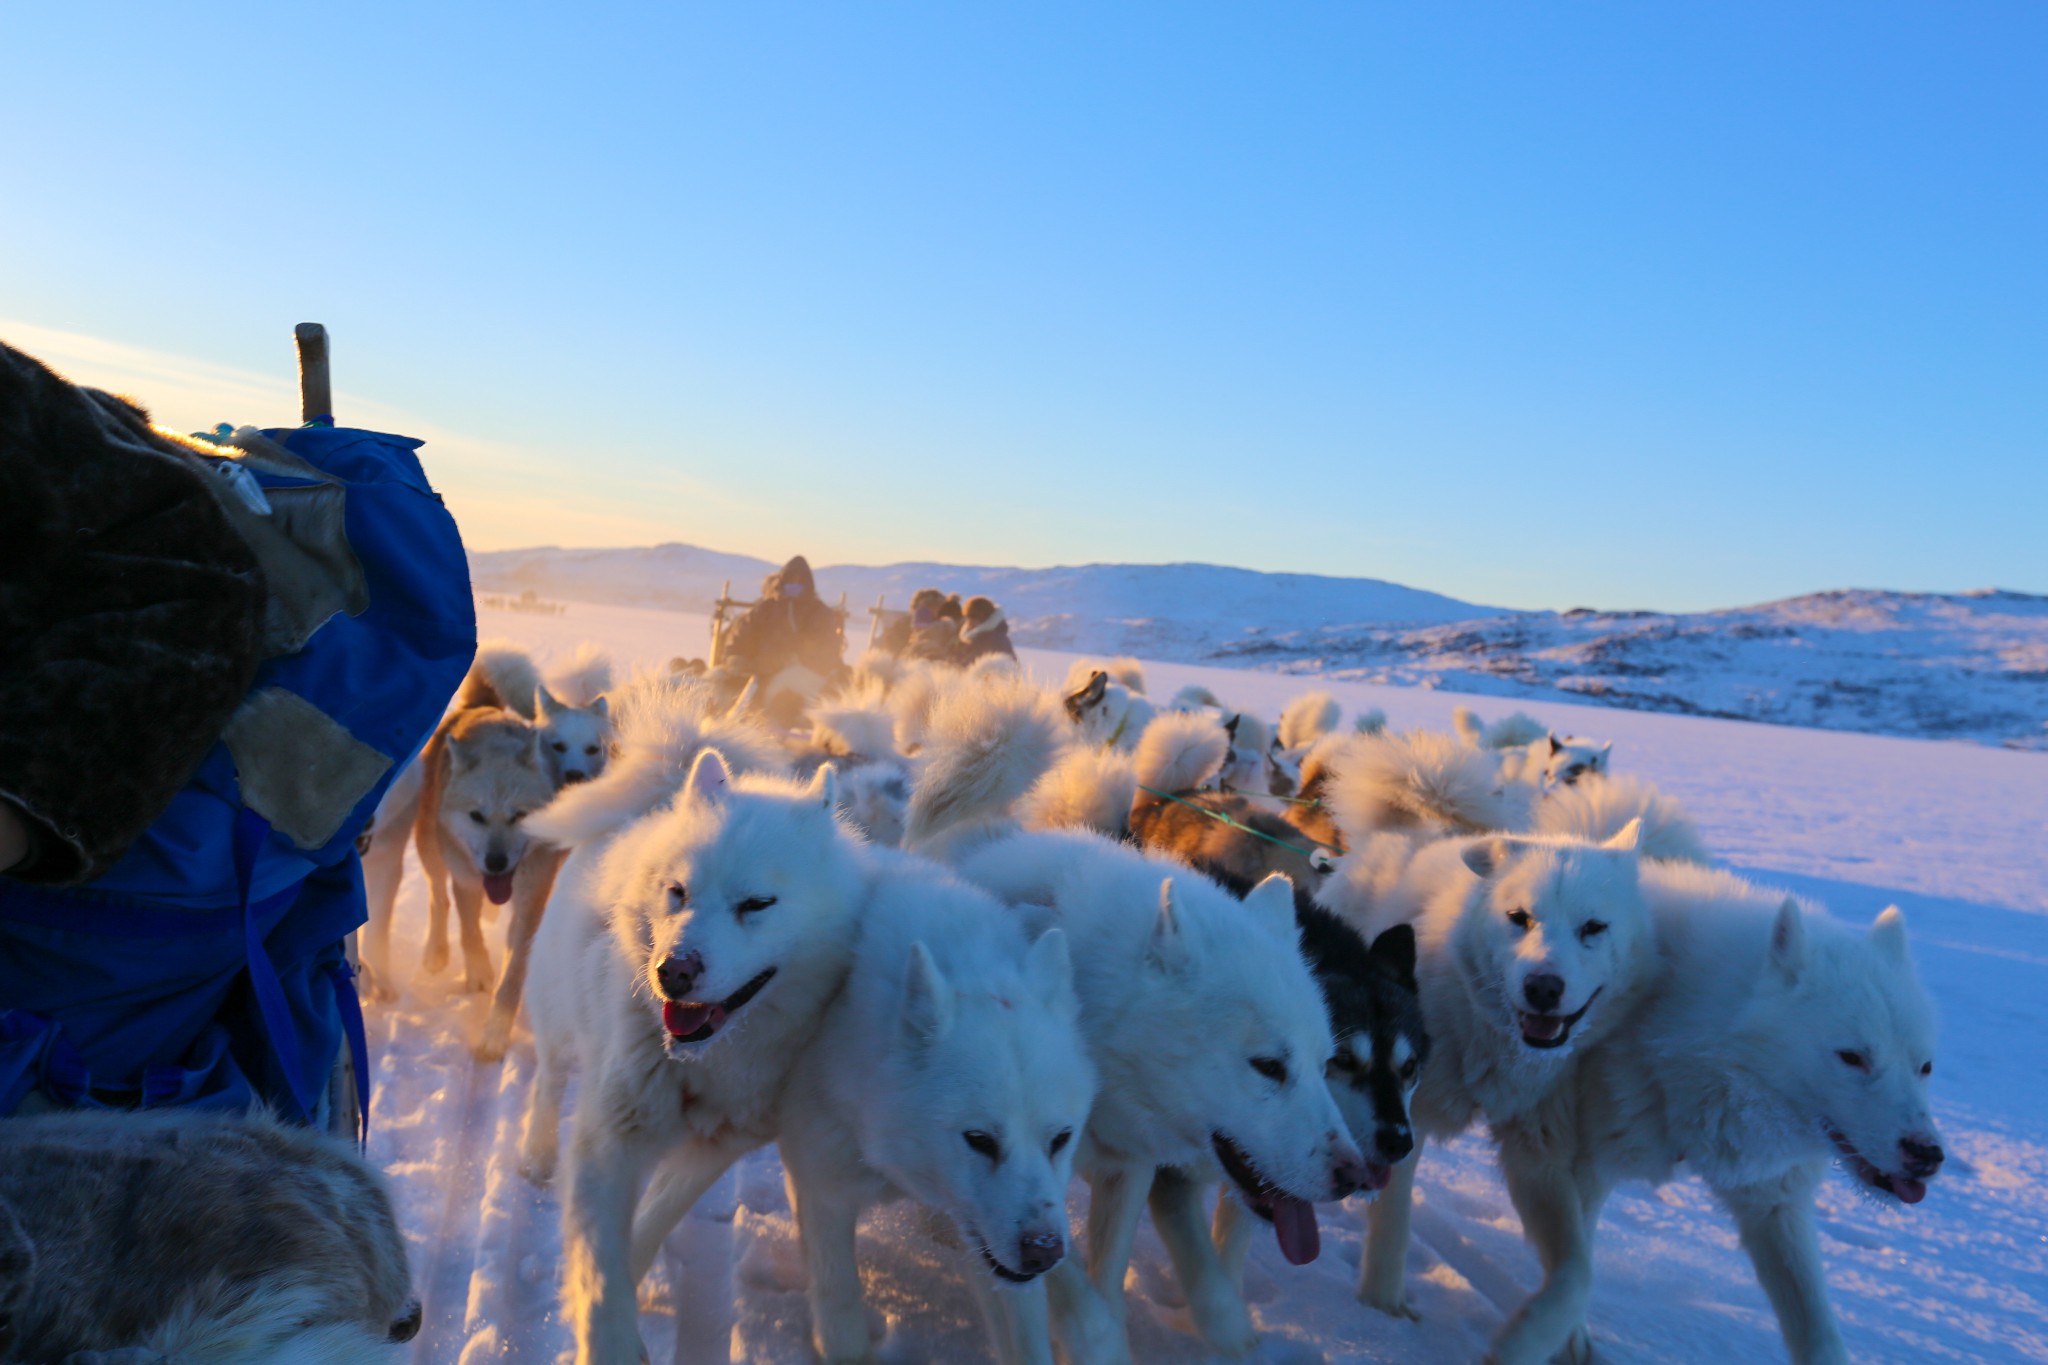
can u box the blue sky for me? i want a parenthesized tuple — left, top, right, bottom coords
(2, 3, 2041, 612)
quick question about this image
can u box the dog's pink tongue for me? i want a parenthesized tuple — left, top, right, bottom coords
(1521, 1013, 1564, 1042)
(1892, 1176, 1928, 1205)
(483, 873, 515, 905)
(1270, 1195, 1321, 1266)
(662, 1000, 724, 1038)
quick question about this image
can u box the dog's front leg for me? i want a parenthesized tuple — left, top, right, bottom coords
(562, 1114, 654, 1365)
(1487, 1141, 1603, 1365)
(478, 846, 567, 1060)
(627, 1137, 746, 1284)
(1149, 1169, 1257, 1357)
(785, 1170, 873, 1364)
(1083, 1160, 1149, 1331)
(452, 876, 494, 993)
(1719, 1164, 1848, 1365)
(1044, 1259, 1133, 1365)
(965, 1273, 1055, 1365)
(1357, 1137, 1424, 1320)
(1210, 1185, 1253, 1291)
(419, 826, 455, 976)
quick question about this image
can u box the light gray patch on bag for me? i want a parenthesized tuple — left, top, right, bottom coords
(224, 687, 391, 849)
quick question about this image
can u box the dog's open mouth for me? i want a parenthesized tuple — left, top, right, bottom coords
(1213, 1132, 1321, 1266)
(978, 1244, 1042, 1284)
(662, 967, 776, 1043)
(482, 872, 516, 905)
(1519, 988, 1600, 1050)
(1827, 1126, 1928, 1206)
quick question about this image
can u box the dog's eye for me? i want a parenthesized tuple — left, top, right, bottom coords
(963, 1130, 1001, 1161)
(468, 810, 487, 825)
(585, 745, 601, 755)
(1920, 1061, 1933, 1078)
(1836, 1049, 1871, 1073)
(1400, 1057, 1420, 1081)
(1049, 1128, 1073, 1156)
(1506, 909, 1533, 931)
(551, 741, 567, 752)
(1327, 1051, 1360, 1075)
(1249, 1056, 1288, 1084)
(1579, 919, 1609, 942)
(736, 895, 778, 916)
(509, 810, 527, 824)
(667, 882, 688, 907)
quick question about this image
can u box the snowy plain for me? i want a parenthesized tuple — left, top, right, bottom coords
(370, 598, 2048, 1365)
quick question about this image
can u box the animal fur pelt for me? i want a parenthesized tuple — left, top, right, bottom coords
(1325, 728, 1534, 841)
(1278, 691, 1341, 752)
(0, 340, 266, 885)
(1019, 745, 1138, 838)
(1535, 774, 1709, 865)
(902, 673, 1067, 854)
(0, 1109, 417, 1364)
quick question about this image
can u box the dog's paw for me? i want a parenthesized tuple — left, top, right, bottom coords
(421, 940, 450, 976)
(518, 1145, 556, 1184)
(462, 959, 495, 994)
(1356, 1283, 1422, 1322)
(1560, 1325, 1594, 1365)
(1188, 1288, 1258, 1358)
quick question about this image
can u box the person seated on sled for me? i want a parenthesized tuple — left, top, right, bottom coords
(877, 586, 946, 657)
(724, 554, 845, 725)
(906, 592, 968, 664)
(957, 594, 1017, 663)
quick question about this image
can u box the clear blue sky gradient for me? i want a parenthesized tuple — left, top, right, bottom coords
(2, 3, 2041, 611)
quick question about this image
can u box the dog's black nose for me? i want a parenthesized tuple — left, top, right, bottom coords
(1899, 1137, 1944, 1178)
(388, 1298, 423, 1343)
(1330, 1148, 1372, 1198)
(483, 851, 509, 874)
(1018, 1231, 1064, 1274)
(657, 951, 704, 998)
(1523, 973, 1565, 1013)
(1376, 1122, 1414, 1164)
(561, 770, 589, 785)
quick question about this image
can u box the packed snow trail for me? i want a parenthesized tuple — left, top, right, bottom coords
(365, 599, 2048, 1364)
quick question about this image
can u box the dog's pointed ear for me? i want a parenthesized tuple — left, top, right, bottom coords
(1602, 817, 1643, 854)
(1769, 898, 1807, 983)
(521, 729, 543, 769)
(1146, 878, 1189, 973)
(687, 749, 732, 806)
(726, 678, 758, 720)
(536, 684, 566, 719)
(590, 695, 610, 721)
(446, 732, 475, 771)
(1223, 712, 1242, 741)
(1243, 873, 1297, 942)
(1461, 838, 1510, 880)
(1869, 906, 1910, 966)
(1368, 923, 1418, 990)
(805, 762, 839, 812)
(1597, 741, 1612, 757)
(1024, 927, 1078, 1021)
(1548, 734, 1562, 755)
(903, 941, 955, 1044)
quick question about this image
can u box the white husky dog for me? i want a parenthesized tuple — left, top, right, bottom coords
(777, 855, 1095, 1365)
(1488, 867, 1943, 1365)
(1062, 669, 1156, 752)
(956, 831, 1368, 1362)
(536, 641, 615, 787)
(519, 748, 860, 1364)
(1322, 821, 1654, 1319)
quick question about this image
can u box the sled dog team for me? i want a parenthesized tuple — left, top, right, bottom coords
(366, 642, 1944, 1365)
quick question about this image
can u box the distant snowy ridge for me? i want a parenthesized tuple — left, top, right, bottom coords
(467, 545, 2047, 749)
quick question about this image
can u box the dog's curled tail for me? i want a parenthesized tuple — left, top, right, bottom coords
(1133, 709, 1230, 796)
(1451, 705, 1485, 749)
(546, 641, 614, 709)
(811, 674, 901, 761)
(456, 639, 545, 718)
(904, 675, 1067, 853)
(1354, 707, 1387, 736)
(1536, 774, 1709, 865)
(1062, 656, 1148, 697)
(1327, 729, 1532, 840)
(1278, 691, 1342, 752)
(1020, 744, 1139, 839)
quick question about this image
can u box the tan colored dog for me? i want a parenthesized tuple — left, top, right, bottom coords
(413, 652, 567, 1060)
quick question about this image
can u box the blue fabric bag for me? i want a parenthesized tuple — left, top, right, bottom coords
(0, 425, 475, 1132)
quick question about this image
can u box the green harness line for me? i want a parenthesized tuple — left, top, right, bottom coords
(1136, 785, 1343, 861)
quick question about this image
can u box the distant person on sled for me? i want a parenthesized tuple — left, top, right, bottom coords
(0, 337, 473, 1130)
(723, 554, 846, 726)
(957, 595, 1017, 663)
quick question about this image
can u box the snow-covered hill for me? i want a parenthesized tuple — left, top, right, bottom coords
(467, 546, 2047, 749)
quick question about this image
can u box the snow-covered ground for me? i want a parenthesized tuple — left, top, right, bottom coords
(468, 547, 2047, 750)
(372, 598, 2048, 1365)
